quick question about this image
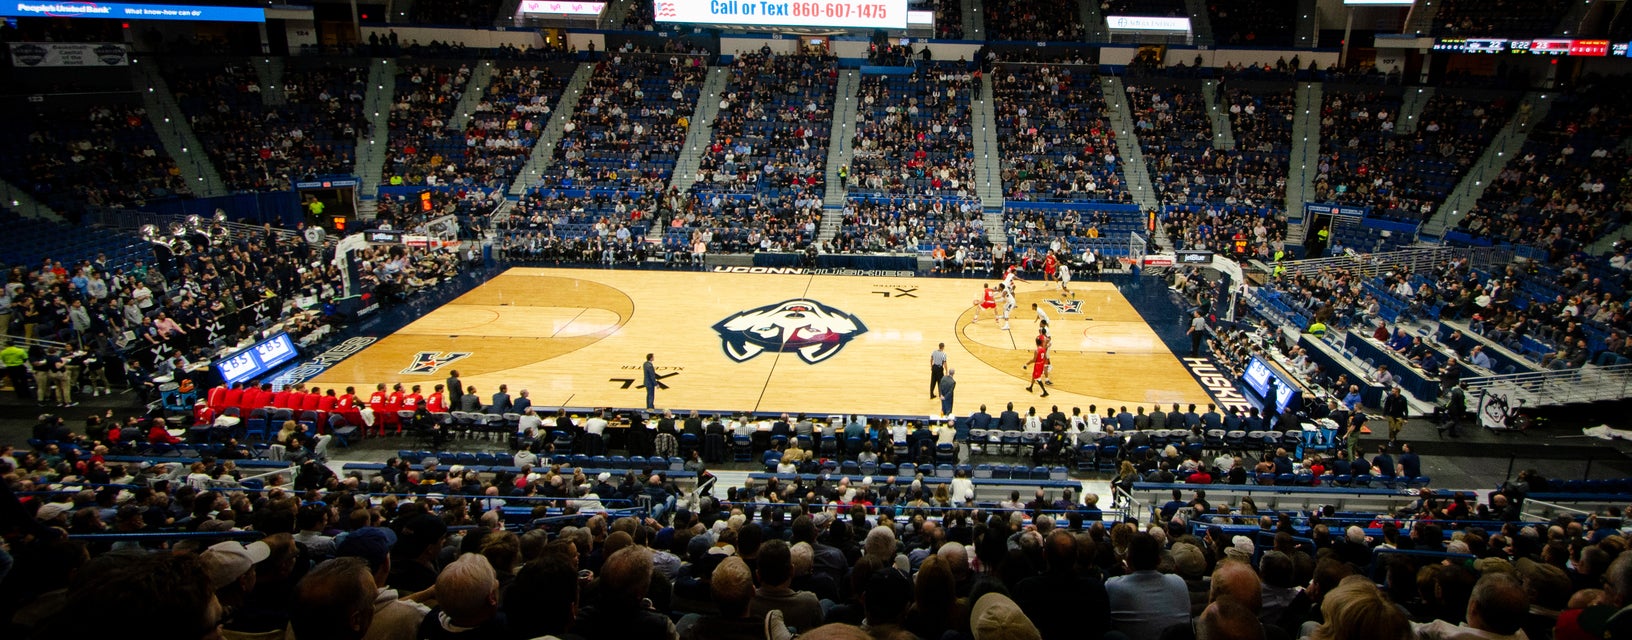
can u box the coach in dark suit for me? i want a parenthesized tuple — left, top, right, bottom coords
(999, 403, 1021, 431)
(446, 370, 463, 410)
(643, 353, 658, 409)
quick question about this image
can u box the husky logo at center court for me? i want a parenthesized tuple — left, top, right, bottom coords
(713, 299, 868, 364)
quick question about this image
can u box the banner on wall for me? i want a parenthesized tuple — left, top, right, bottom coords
(0, 2, 265, 21)
(1105, 15, 1192, 32)
(9, 42, 129, 67)
(519, 1, 606, 16)
(1303, 202, 1371, 218)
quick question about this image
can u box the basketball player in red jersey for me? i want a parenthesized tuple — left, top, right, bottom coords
(1042, 252, 1058, 283)
(974, 284, 997, 323)
(1023, 336, 1050, 397)
(427, 384, 447, 412)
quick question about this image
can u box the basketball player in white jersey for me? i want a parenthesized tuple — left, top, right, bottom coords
(1031, 302, 1051, 333)
(999, 284, 1017, 331)
(1003, 264, 1026, 292)
(1058, 262, 1073, 297)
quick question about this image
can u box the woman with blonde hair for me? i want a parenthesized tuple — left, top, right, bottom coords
(275, 420, 302, 445)
(1306, 576, 1410, 640)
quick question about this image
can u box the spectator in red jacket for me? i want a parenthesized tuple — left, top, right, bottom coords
(147, 420, 181, 445)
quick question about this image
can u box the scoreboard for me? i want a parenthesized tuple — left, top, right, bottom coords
(1432, 37, 1613, 57)
(215, 332, 300, 385)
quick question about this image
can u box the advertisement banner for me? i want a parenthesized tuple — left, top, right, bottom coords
(1105, 15, 1192, 32)
(519, 1, 606, 16)
(654, 0, 908, 30)
(10, 42, 130, 67)
(1302, 202, 1370, 218)
(0, 2, 266, 22)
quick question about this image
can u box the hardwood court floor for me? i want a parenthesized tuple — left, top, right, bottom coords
(308, 267, 1211, 417)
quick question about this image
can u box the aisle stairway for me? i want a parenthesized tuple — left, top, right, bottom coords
(446, 62, 496, 132)
(971, 74, 1003, 210)
(667, 66, 730, 194)
(1080, 0, 1108, 42)
(1403, 0, 1443, 35)
(600, 0, 635, 28)
(355, 58, 396, 203)
(1181, 0, 1215, 46)
(0, 178, 63, 222)
(822, 70, 862, 208)
(1202, 79, 1234, 150)
(251, 56, 286, 107)
(1284, 82, 1323, 230)
(132, 59, 228, 198)
(821, 70, 864, 240)
(1394, 86, 1435, 135)
(1100, 76, 1160, 213)
(507, 62, 595, 197)
(964, 0, 985, 40)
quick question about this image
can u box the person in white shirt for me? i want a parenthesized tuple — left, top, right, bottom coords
(584, 411, 609, 435)
(890, 421, 909, 444)
(1371, 365, 1396, 386)
(516, 407, 543, 438)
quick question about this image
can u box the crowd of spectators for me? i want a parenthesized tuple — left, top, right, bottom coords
(984, 0, 1085, 41)
(1004, 207, 1127, 266)
(1315, 92, 1512, 222)
(833, 197, 983, 254)
(1434, 0, 1574, 37)
(0, 101, 191, 217)
(172, 61, 367, 192)
(689, 50, 837, 199)
(500, 190, 657, 264)
(924, 0, 965, 40)
(382, 63, 474, 187)
(0, 210, 478, 415)
(542, 53, 709, 191)
(18, 386, 1632, 640)
(665, 192, 822, 254)
(455, 63, 570, 190)
(993, 63, 1129, 203)
(1208, 0, 1298, 47)
(408, 0, 503, 27)
(622, 0, 656, 30)
(850, 63, 977, 198)
(1457, 85, 1632, 256)
(1101, 0, 1186, 17)
(1162, 201, 1290, 261)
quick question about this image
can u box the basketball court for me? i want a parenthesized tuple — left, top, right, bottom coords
(308, 267, 1211, 417)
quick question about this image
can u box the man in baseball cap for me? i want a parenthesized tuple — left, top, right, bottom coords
(200, 539, 272, 591)
(336, 526, 431, 640)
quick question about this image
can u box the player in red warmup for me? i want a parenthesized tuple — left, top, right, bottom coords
(1023, 336, 1050, 397)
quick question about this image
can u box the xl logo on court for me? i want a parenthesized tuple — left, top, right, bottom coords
(401, 351, 473, 374)
(713, 299, 868, 365)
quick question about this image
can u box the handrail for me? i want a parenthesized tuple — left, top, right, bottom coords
(0, 334, 70, 350)
(1463, 363, 1632, 407)
(1278, 246, 1502, 278)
